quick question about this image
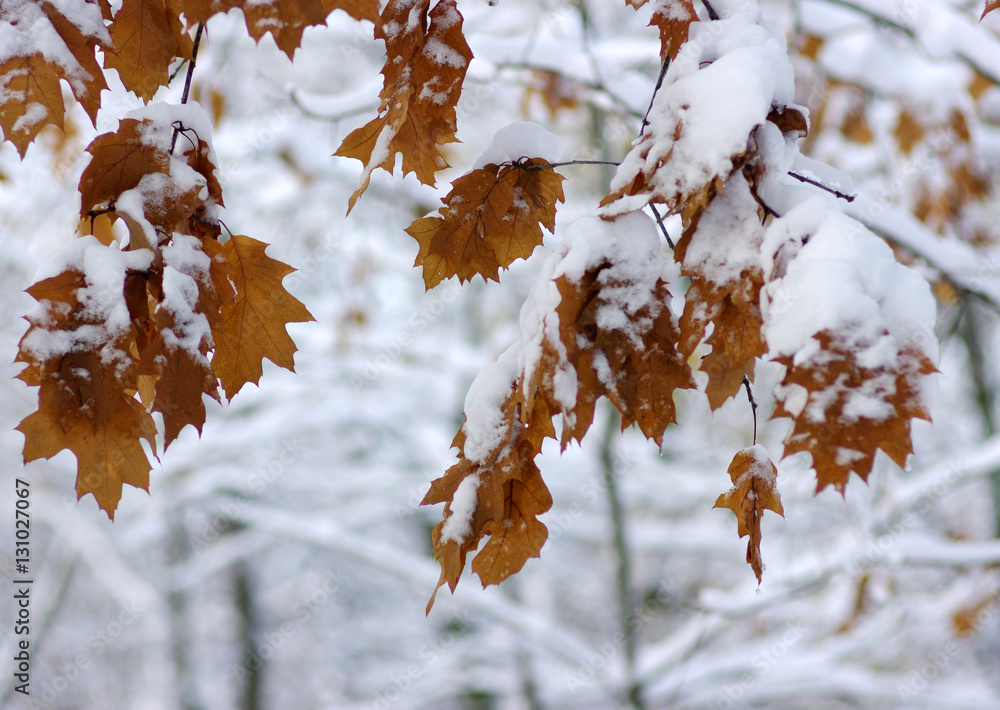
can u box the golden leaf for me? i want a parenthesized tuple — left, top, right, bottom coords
(406, 159, 565, 289)
(211, 235, 315, 398)
(714, 445, 784, 584)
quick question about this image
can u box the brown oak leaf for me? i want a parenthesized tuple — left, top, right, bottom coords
(0, 1, 111, 156)
(15, 254, 157, 519)
(211, 234, 315, 398)
(181, 0, 378, 58)
(983, 1, 1000, 20)
(105, 0, 194, 101)
(627, 0, 697, 61)
(336, 0, 472, 211)
(405, 159, 565, 289)
(772, 331, 936, 494)
(714, 445, 784, 583)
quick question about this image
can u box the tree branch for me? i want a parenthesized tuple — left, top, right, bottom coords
(788, 170, 857, 202)
(171, 23, 204, 154)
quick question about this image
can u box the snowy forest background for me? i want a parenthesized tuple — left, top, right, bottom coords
(3, 0, 1000, 708)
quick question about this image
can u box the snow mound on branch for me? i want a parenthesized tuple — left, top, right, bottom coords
(473, 121, 564, 169)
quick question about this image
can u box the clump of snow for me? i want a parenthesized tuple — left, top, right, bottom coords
(517, 212, 664, 414)
(474, 122, 564, 169)
(602, 13, 795, 217)
(22, 237, 154, 373)
(440, 474, 482, 544)
(161, 234, 214, 357)
(679, 171, 764, 289)
(461, 344, 519, 464)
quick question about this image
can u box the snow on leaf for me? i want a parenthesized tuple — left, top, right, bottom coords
(600, 15, 794, 219)
(627, 0, 697, 61)
(14, 241, 158, 519)
(714, 444, 784, 584)
(422, 213, 695, 611)
(105, 0, 194, 102)
(79, 111, 222, 246)
(0, 0, 111, 156)
(211, 234, 315, 398)
(405, 159, 565, 289)
(676, 172, 767, 409)
(335, 0, 472, 212)
(772, 331, 935, 494)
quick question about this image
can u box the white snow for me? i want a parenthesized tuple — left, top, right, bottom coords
(473, 121, 564, 169)
(439, 473, 482, 544)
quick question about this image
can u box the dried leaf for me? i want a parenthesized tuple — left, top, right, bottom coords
(15, 256, 156, 519)
(675, 173, 767, 409)
(773, 331, 936, 493)
(983, 1, 1000, 20)
(181, 0, 378, 57)
(406, 159, 565, 289)
(714, 445, 784, 583)
(336, 0, 472, 211)
(0, 1, 110, 156)
(423, 384, 553, 613)
(105, 0, 194, 101)
(211, 234, 315, 398)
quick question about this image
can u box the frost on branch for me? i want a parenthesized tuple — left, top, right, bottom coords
(422, 213, 694, 611)
(16, 103, 313, 518)
(0, 0, 111, 156)
(714, 444, 784, 584)
(336, 0, 473, 211)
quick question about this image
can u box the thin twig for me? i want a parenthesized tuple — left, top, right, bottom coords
(171, 23, 204, 154)
(788, 170, 857, 202)
(169, 59, 189, 84)
(520, 159, 621, 170)
(702, 0, 720, 21)
(640, 54, 671, 137)
(742, 375, 758, 446)
(648, 203, 674, 249)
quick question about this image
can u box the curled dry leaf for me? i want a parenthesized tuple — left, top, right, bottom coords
(714, 444, 784, 584)
(336, 0, 472, 211)
(405, 159, 565, 289)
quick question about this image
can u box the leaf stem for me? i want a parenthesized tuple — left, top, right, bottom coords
(742, 375, 758, 445)
(648, 204, 674, 249)
(702, 0, 720, 20)
(171, 23, 205, 154)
